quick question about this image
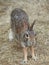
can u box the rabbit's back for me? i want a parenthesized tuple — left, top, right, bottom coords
(11, 8, 29, 34)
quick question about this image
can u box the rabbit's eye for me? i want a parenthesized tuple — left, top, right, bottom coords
(23, 33, 29, 38)
(26, 34, 28, 37)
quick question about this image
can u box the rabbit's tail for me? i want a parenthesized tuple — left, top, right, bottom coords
(8, 28, 14, 41)
(29, 20, 36, 31)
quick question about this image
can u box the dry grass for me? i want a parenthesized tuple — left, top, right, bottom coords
(0, 0, 49, 65)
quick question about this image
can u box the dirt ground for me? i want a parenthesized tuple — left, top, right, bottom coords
(0, 0, 49, 65)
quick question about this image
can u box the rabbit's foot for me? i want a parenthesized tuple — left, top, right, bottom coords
(20, 60, 27, 64)
(32, 54, 38, 61)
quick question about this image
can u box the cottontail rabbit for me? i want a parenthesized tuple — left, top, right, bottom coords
(9, 8, 37, 64)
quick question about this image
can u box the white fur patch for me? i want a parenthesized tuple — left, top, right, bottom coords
(8, 29, 14, 41)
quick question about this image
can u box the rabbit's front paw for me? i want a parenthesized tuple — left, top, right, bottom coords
(32, 54, 38, 61)
(20, 60, 27, 64)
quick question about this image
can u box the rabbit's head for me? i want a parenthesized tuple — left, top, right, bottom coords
(23, 20, 36, 43)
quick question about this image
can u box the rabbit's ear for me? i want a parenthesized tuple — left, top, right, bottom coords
(29, 20, 36, 31)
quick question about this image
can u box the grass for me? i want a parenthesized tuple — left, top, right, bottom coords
(0, 0, 49, 65)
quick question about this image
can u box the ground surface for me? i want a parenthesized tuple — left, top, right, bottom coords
(0, 0, 49, 65)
